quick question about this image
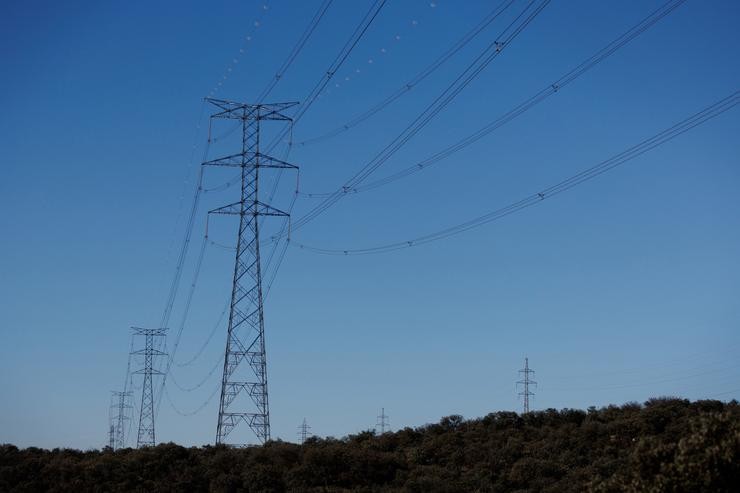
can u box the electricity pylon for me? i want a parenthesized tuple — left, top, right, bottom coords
(376, 408, 390, 434)
(204, 98, 298, 445)
(131, 327, 167, 447)
(111, 390, 132, 450)
(298, 418, 311, 444)
(108, 424, 115, 450)
(107, 395, 116, 449)
(517, 357, 536, 414)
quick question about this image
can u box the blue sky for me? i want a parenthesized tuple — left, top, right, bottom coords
(1, 0, 738, 449)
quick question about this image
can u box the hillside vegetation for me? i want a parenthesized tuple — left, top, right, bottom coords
(1, 398, 738, 492)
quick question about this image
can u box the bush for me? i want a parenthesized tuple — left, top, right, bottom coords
(1, 399, 737, 492)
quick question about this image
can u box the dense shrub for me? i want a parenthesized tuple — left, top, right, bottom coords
(0, 399, 737, 492)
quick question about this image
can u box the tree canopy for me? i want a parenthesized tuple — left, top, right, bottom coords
(1, 398, 738, 492)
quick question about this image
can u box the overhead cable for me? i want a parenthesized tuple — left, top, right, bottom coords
(256, 0, 335, 103)
(301, 0, 688, 198)
(292, 91, 739, 255)
(168, 354, 224, 393)
(290, 0, 552, 233)
(175, 298, 230, 367)
(297, 0, 518, 146)
(164, 383, 221, 417)
(156, 223, 210, 411)
(264, 0, 389, 153)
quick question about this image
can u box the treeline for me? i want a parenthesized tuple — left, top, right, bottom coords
(1, 398, 738, 492)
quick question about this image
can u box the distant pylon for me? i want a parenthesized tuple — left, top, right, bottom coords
(108, 395, 116, 448)
(108, 424, 115, 450)
(517, 357, 537, 414)
(131, 327, 167, 447)
(111, 390, 133, 450)
(376, 408, 390, 434)
(205, 98, 299, 446)
(298, 418, 311, 444)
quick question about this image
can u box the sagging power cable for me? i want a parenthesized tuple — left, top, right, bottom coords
(290, 0, 552, 234)
(300, 0, 688, 198)
(293, 91, 739, 255)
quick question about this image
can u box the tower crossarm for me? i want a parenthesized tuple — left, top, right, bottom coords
(203, 152, 298, 169)
(205, 98, 298, 120)
(209, 202, 289, 217)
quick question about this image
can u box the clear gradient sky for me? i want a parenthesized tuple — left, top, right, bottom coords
(1, 0, 739, 450)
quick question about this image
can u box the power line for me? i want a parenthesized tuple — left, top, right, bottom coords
(157, 151, 209, 335)
(151, 0, 273, 363)
(125, 375, 138, 448)
(209, 0, 273, 98)
(152, 0, 269, 356)
(290, 0, 551, 233)
(169, 354, 224, 393)
(297, 0, 517, 146)
(300, 0, 688, 198)
(155, 223, 210, 415)
(262, 216, 290, 270)
(139, 1, 290, 413)
(111, 333, 137, 450)
(256, 0, 335, 103)
(548, 362, 740, 392)
(115, 1, 270, 442)
(164, 383, 222, 417)
(120, 333, 135, 406)
(152, 0, 270, 357)
(262, 161, 302, 300)
(292, 91, 739, 255)
(175, 298, 230, 367)
(151, 0, 271, 350)
(157, 101, 208, 313)
(550, 341, 740, 381)
(246, 0, 388, 298)
(259, 0, 389, 207)
(712, 388, 740, 398)
(257, 0, 388, 229)
(314, 2, 439, 104)
(264, 0, 388, 154)
(148, 3, 278, 418)
(259, 129, 297, 284)
(240, 0, 389, 303)
(264, 229, 292, 298)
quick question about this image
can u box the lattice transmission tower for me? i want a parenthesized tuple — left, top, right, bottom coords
(131, 327, 167, 447)
(376, 408, 390, 434)
(110, 390, 132, 450)
(108, 424, 115, 450)
(107, 394, 116, 449)
(204, 98, 298, 446)
(517, 357, 536, 414)
(298, 418, 312, 444)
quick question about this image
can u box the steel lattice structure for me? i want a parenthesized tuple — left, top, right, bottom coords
(131, 327, 167, 447)
(298, 418, 311, 444)
(204, 98, 298, 445)
(111, 390, 133, 450)
(376, 408, 390, 434)
(517, 357, 536, 414)
(108, 424, 115, 450)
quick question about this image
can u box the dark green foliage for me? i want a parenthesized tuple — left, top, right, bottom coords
(1, 399, 737, 492)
